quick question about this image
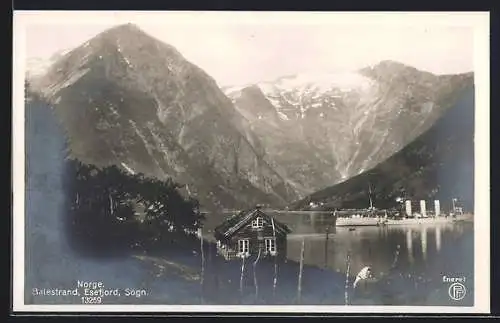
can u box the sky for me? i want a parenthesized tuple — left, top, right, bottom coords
(19, 12, 479, 87)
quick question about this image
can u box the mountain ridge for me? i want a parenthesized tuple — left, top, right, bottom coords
(289, 83, 475, 211)
(225, 64, 473, 196)
(31, 23, 299, 210)
(27, 23, 475, 209)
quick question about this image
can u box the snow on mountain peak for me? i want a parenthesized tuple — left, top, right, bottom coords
(224, 71, 374, 99)
(223, 71, 377, 121)
(26, 48, 72, 79)
(268, 71, 374, 93)
(223, 85, 246, 99)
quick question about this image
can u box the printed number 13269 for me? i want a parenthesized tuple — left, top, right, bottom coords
(81, 296, 102, 304)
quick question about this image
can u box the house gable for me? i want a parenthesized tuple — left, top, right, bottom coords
(214, 208, 291, 242)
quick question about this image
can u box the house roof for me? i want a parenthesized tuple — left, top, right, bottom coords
(214, 207, 292, 241)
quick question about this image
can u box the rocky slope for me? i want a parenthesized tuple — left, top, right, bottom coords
(28, 23, 475, 209)
(30, 23, 298, 209)
(225, 63, 474, 196)
(290, 83, 475, 211)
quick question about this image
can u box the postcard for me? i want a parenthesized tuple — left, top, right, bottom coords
(12, 11, 490, 313)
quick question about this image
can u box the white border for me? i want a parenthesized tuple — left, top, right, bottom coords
(12, 11, 491, 314)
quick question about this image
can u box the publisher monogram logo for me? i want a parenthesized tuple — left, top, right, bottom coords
(442, 275, 467, 301)
(448, 282, 466, 301)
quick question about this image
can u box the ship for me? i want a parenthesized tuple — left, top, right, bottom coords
(334, 183, 389, 227)
(386, 197, 474, 225)
(384, 213, 473, 226)
(334, 187, 472, 227)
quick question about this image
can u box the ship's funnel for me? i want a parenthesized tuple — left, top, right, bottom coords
(420, 200, 427, 217)
(434, 200, 441, 216)
(405, 200, 412, 217)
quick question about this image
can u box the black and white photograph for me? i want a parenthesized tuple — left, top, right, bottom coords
(12, 11, 490, 313)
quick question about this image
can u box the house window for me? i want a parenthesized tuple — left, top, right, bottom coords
(252, 217, 264, 229)
(265, 238, 276, 254)
(238, 239, 249, 254)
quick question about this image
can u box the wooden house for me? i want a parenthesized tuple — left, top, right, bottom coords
(214, 206, 292, 260)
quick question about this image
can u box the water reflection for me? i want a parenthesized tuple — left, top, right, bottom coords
(201, 211, 473, 305)
(421, 226, 428, 261)
(406, 229, 414, 264)
(202, 211, 470, 277)
(436, 226, 441, 252)
(284, 217, 472, 282)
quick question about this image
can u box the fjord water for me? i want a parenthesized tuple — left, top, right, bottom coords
(202, 211, 474, 306)
(288, 222, 474, 306)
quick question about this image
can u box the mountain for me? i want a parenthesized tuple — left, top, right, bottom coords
(30, 23, 299, 210)
(225, 62, 474, 196)
(289, 83, 475, 211)
(29, 23, 475, 209)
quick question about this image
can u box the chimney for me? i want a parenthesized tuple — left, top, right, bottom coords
(434, 200, 440, 216)
(405, 200, 412, 217)
(420, 200, 426, 217)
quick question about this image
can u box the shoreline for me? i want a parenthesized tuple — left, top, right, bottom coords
(336, 214, 474, 227)
(200, 210, 473, 232)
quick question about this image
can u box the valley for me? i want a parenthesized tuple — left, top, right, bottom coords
(26, 23, 475, 212)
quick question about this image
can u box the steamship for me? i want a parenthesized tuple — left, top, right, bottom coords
(386, 198, 473, 225)
(334, 186, 472, 227)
